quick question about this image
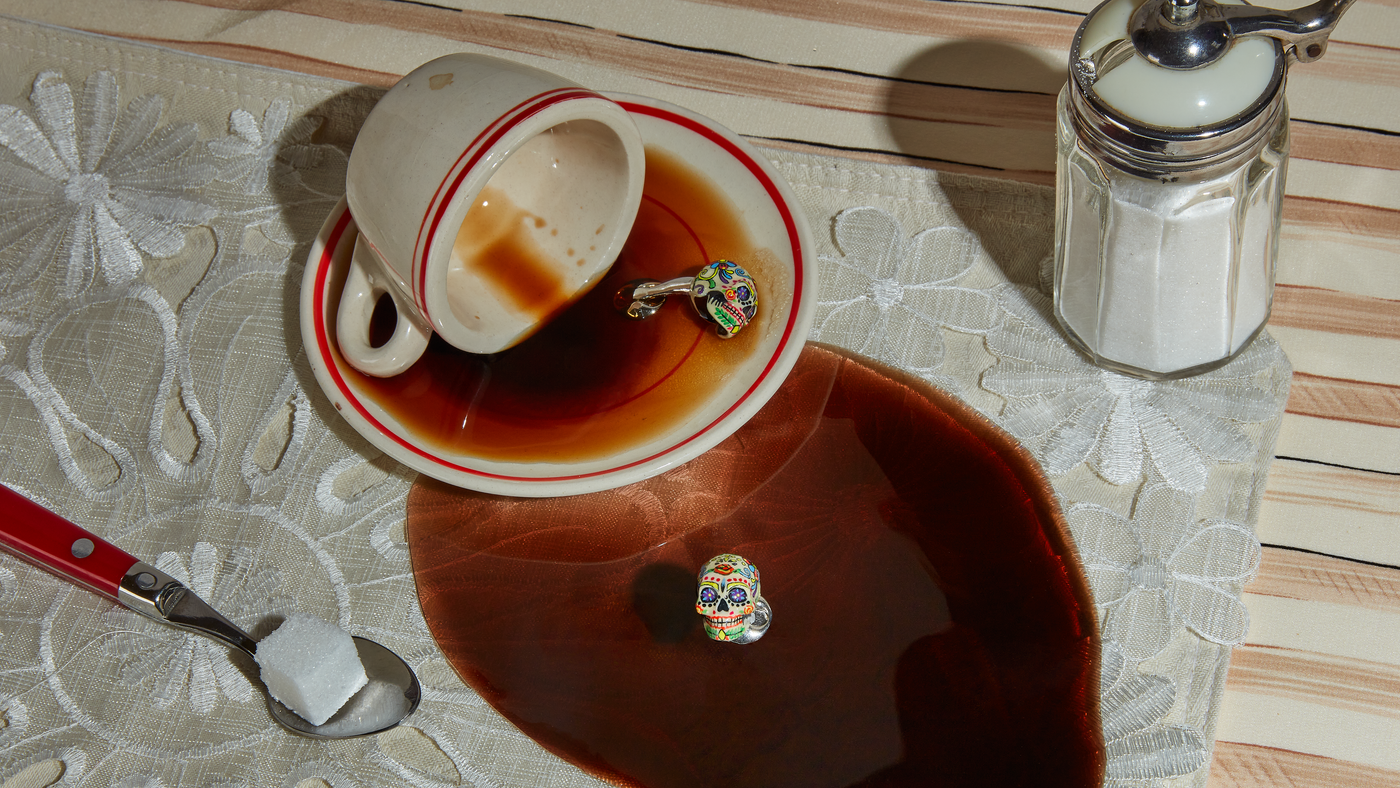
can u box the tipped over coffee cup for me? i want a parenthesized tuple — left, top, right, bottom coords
(338, 54, 646, 377)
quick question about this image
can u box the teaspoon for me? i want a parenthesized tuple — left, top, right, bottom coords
(0, 483, 421, 739)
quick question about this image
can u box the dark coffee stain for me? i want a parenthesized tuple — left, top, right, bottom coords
(407, 344, 1103, 788)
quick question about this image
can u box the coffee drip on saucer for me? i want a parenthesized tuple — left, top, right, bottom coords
(615, 259, 759, 339)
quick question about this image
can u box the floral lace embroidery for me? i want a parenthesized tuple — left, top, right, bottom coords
(2, 746, 87, 786)
(1100, 642, 1207, 786)
(111, 775, 245, 788)
(210, 97, 315, 196)
(811, 207, 1282, 788)
(811, 206, 996, 389)
(0, 66, 466, 785)
(208, 95, 345, 247)
(1068, 484, 1261, 659)
(0, 698, 28, 750)
(0, 71, 224, 493)
(0, 71, 215, 302)
(983, 283, 1288, 492)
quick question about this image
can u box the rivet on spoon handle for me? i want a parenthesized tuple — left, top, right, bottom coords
(615, 259, 759, 338)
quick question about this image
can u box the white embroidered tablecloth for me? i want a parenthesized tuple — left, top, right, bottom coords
(0, 18, 1289, 788)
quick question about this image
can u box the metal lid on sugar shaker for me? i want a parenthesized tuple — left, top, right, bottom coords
(1066, 0, 1354, 173)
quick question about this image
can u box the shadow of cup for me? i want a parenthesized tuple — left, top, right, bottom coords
(269, 84, 386, 443)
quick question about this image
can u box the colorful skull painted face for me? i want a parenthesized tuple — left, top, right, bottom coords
(689, 260, 758, 339)
(696, 554, 760, 641)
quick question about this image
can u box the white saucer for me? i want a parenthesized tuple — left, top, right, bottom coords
(300, 94, 816, 497)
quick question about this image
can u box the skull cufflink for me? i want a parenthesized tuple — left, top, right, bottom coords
(696, 554, 771, 644)
(615, 260, 758, 338)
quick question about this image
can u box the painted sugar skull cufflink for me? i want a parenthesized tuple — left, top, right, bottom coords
(616, 260, 758, 338)
(696, 554, 771, 644)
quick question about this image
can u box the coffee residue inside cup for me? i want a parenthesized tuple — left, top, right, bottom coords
(442, 118, 635, 345)
(449, 185, 571, 322)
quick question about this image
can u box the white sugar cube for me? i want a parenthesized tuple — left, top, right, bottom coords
(256, 613, 369, 726)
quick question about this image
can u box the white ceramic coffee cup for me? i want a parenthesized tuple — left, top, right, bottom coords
(339, 54, 646, 377)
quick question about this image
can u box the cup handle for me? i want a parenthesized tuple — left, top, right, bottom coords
(336, 235, 431, 377)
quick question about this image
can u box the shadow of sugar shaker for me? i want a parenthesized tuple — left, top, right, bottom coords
(882, 39, 1063, 290)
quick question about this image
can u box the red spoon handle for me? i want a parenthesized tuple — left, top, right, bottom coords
(0, 484, 137, 602)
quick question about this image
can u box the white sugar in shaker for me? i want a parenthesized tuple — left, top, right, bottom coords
(1053, 0, 1355, 379)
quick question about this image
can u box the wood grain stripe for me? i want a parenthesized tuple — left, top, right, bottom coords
(1309, 41, 1400, 91)
(1282, 197, 1400, 242)
(692, 0, 1400, 90)
(1211, 741, 1400, 787)
(161, 0, 1400, 95)
(691, 0, 1084, 51)
(1270, 285, 1400, 340)
(125, 36, 400, 85)
(690, 0, 1400, 70)
(1292, 122, 1400, 172)
(1250, 545, 1400, 613)
(1286, 373, 1400, 429)
(97, 0, 1062, 130)
(1262, 461, 1400, 542)
(1227, 645, 1400, 721)
(3, 10, 1399, 788)
(752, 137, 1057, 184)
(61, 1, 1395, 181)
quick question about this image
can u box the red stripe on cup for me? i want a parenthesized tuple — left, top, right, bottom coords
(413, 88, 603, 326)
(411, 87, 577, 306)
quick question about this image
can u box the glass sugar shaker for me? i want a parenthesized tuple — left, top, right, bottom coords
(1054, 0, 1355, 379)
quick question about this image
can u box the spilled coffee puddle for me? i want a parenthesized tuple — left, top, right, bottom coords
(407, 344, 1104, 788)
